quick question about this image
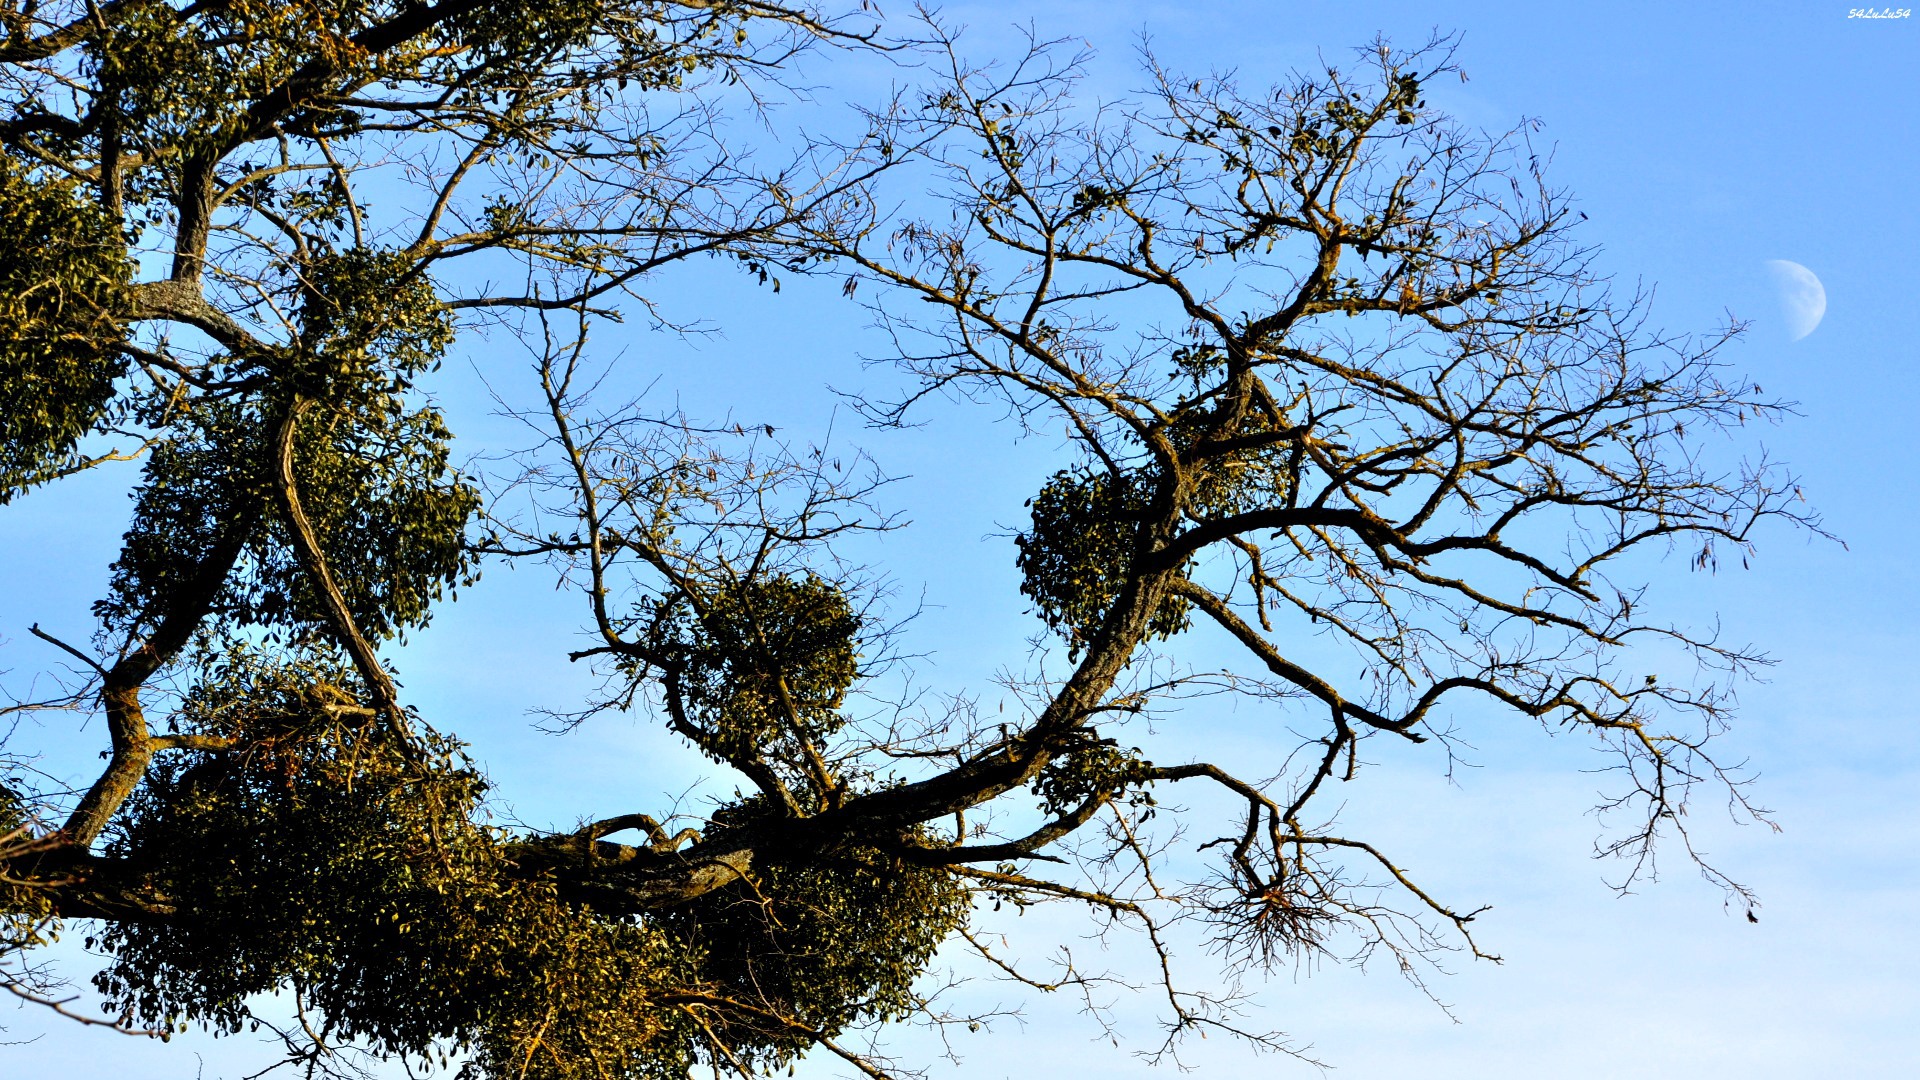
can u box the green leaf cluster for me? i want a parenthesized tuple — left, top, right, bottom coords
(646, 574, 861, 762)
(296, 247, 455, 397)
(0, 155, 133, 503)
(0, 775, 58, 953)
(100, 392, 477, 643)
(94, 653, 690, 1077)
(1032, 735, 1155, 818)
(1167, 408, 1300, 520)
(656, 800, 970, 1067)
(1015, 467, 1190, 656)
(92, 654, 969, 1078)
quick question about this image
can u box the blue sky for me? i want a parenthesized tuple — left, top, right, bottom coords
(3, 2, 1917, 1076)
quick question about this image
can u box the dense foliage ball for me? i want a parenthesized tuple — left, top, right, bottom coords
(655, 800, 971, 1067)
(94, 655, 689, 1075)
(0, 155, 133, 503)
(646, 573, 863, 762)
(1016, 467, 1191, 656)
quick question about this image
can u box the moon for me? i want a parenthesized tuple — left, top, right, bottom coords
(1764, 259, 1826, 342)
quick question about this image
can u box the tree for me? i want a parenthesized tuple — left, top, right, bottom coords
(0, 6, 1811, 1076)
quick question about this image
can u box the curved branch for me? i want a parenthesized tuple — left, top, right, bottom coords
(270, 397, 400, 719)
(1168, 578, 1424, 741)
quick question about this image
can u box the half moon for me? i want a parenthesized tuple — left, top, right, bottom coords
(1764, 259, 1826, 342)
